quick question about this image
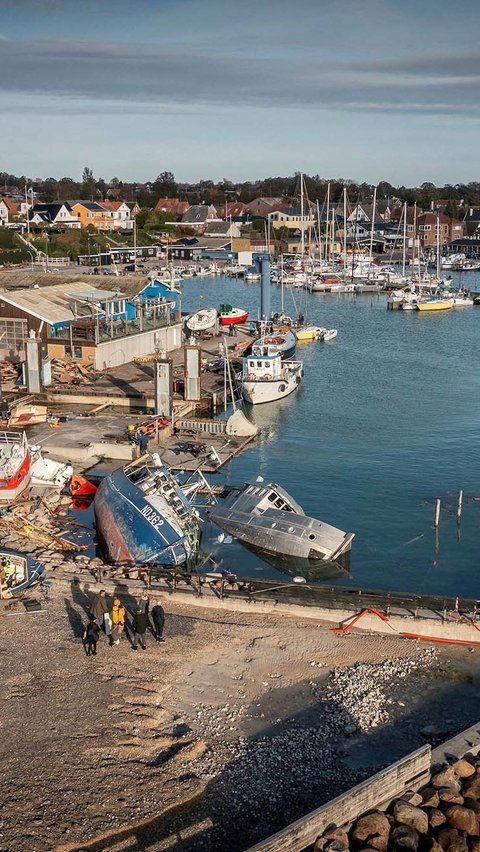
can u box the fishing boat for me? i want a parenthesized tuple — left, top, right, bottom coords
(70, 475, 97, 497)
(322, 329, 338, 341)
(0, 431, 32, 502)
(186, 308, 218, 333)
(241, 349, 303, 405)
(244, 269, 261, 282)
(0, 549, 44, 597)
(251, 327, 297, 360)
(219, 304, 249, 326)
(94, 454, 200, 566)
(209, 478, 354, 562)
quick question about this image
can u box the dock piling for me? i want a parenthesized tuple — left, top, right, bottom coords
(434, 498, 441, 528)
(457, 489, 463, 524)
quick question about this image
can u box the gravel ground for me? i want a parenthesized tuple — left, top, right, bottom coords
(1, 583, 480, 852)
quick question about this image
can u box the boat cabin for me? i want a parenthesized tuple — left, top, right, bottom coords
(245, 483, 296, 513)
(0, 550, 43, 598)
(243, 351, 282, 381)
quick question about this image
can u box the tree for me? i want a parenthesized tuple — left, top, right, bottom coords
(81, 166, 96, 200)
(153, 171, 177, 198)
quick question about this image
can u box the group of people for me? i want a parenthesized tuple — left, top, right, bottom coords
(83, 589, 166, 657)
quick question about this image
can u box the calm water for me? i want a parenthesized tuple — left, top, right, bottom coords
(181, 273, 480, 597)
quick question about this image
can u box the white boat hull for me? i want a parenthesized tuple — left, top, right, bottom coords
(242, 363, 303, 405)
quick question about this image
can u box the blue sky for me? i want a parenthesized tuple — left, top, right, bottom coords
(1, 0, 480, 184)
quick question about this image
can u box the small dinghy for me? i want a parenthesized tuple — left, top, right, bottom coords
(322, 329, 338, 341)
(70, 475, 97, 497)
(186, 308, 218, 333)
(0, 549, 44, 597)
(219, 305, 248, 326)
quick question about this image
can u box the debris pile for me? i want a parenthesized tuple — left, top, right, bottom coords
(51, 358, 98, 385)
(0, 360, 20, 390)
(320, 651, 438, 734)
(315, 755, 480, 852)
(0, 496, 89, 556)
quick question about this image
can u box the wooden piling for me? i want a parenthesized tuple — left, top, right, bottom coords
(434, 498, 441, 528)
(457, 489, 463, 524)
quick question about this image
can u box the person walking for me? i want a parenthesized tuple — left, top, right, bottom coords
(91, 589, 111, 638)
(151, 602, 166, 642)
(137, 590, 150, 616)
(132, 607, 148, 650)
(83, 616, 100, 657)
(111, 598, 126, 645)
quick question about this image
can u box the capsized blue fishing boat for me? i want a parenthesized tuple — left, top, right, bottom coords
(94, 454, 200, 566)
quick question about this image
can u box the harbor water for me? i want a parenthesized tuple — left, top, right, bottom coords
(182, 274, 480, 598)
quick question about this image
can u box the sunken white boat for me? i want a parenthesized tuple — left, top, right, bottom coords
(209, 479, 354, 562)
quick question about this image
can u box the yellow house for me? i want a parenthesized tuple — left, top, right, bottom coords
(71, 201, 112, 230)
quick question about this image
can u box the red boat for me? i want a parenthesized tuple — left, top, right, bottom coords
(219, 305, 249, 326)
(70, 475, 97, 498)
(0, 432, 31, 502)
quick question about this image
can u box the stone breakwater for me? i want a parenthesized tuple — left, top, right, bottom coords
(315, 757, 480, 852)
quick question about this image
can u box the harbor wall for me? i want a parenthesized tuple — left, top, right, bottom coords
(53, 573, 480, 647)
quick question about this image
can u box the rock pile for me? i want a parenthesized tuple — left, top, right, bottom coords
(322, 650, 438, 734)
(315, 754, 480, 852)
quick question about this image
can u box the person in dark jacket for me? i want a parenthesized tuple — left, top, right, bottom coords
(132, 609, 148, 650)
(83, 616, 100, 656)
(151, 602, 166, 642)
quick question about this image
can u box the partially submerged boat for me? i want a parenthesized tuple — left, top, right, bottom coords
(94, 454, 200, 566)
(209, 478, 354, 562)
(0, 431, 31, 502)
(70, 474, 97, 497)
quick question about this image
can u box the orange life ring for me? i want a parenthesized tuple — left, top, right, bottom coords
(264, 373, 272, 381)
(247, 373, 256, 381)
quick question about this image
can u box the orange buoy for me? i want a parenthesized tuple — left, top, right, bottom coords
(69, 475, 97, 497)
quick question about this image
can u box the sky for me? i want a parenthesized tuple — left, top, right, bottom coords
(1, 0, 480, 185)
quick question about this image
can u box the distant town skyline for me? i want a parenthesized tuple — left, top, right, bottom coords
(1, 0, 480, 184)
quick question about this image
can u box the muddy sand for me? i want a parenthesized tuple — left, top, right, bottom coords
(1, 581, 479, 852)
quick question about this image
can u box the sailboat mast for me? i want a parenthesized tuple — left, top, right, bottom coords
(343, 186, 347, 264)
(317, 200, 322, 263)
(402, 202, 407, 277)
(300, 173, 305, 260)
(436, 213, 441, 280)
(412, 202, 417, 282)
(369, 185, 377, 273)
(326, 182, 331, 265)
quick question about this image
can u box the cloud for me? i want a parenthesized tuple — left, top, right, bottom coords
(0, 38, 478, 118)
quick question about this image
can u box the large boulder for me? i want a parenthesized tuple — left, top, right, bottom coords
(436, 828, 468, 852)
(464, 776, 480, 800)
(429, 809, 447, 829)
(438, 787, 464, 806)
(422, 788, 440, 808)
(452, 759, 476, 779)
(432, 767, 458, 789)
(393, 801, 428, 835)
(463, 798, 480, 814)
(352, 813, 391, 851)
(445, 805, 479, 836)
(388, 824, 419, 852)
(324, 827, 350, 851)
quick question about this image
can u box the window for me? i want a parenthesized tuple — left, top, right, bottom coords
(0, 318, 28, 353)
(74, 346, 82, 359)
